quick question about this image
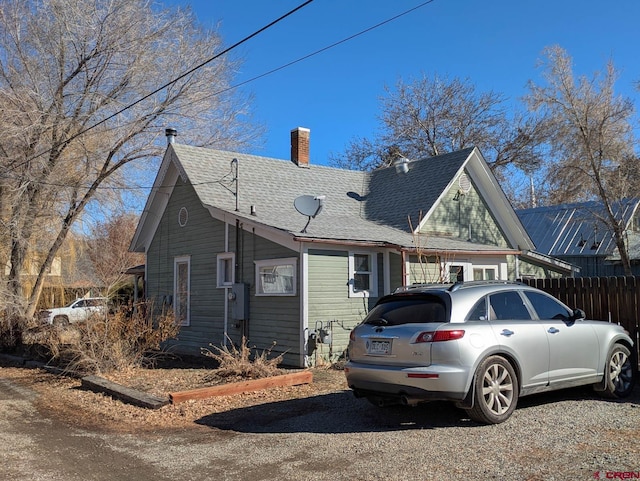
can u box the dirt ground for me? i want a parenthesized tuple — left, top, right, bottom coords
(0, 358, 349, 433)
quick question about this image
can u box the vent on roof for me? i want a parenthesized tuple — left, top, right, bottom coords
(577, 234, 587, 247)
(394, 156, 409, 174)
(165, 128, 177, 145)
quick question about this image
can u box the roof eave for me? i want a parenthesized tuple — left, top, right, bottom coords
(521, 249, 580, 274)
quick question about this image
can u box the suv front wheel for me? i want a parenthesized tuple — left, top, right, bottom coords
(465, 356, 519, 424)
(600, 343, 635, 399)
(52, 315, 69, 327)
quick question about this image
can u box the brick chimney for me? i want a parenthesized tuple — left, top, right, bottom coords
(291, 127, 310, 167)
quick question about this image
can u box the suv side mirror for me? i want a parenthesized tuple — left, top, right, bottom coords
(571, 308, 586, 321)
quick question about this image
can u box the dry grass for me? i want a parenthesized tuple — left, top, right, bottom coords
(0, 363, 348, 433)
(39, 304, 181, 376)
(201, 336, 284, 379)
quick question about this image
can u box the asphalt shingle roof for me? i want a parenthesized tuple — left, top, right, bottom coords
(170, 144, 507, 252)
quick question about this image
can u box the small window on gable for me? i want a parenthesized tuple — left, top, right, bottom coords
(217, 253, 235, 288)
(349, 252, 378, 298)
(255, 258, 297, 296)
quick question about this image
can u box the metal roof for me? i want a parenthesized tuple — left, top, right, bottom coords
(516, 199, 640, 257)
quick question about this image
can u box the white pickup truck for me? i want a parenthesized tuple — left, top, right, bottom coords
(40, 297, 109, 326)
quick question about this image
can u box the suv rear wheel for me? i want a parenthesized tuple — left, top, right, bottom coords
(465, 356, 519, 424)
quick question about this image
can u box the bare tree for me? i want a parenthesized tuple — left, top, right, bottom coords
(525, 45, 638, 274)
(329, 74, 544, 178)
(0, 0, 260, 319)
(86, 213, 145, 298)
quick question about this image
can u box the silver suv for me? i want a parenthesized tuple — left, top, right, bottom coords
(345, 281, 636, 424)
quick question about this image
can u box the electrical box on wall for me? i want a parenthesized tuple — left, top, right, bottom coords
(230, 282, 249, 320)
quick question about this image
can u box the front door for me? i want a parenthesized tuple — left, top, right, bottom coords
(488, 290, 550, 390)
(522, 291, 600, 385)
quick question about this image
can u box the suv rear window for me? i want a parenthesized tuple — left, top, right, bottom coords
(363, 297, 448, 326)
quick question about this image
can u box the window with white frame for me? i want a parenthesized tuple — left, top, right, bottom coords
(349, 252, 378, 297)
(217, 253, 235, 288)
(174, 256, 190, 326)
(473, 266, 497, 281)
(255, 258, 297, 296)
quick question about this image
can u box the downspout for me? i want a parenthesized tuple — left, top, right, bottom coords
(401, 250, 407, 287)
(300, 241, 308, 368)
(223, 222, 229, 346)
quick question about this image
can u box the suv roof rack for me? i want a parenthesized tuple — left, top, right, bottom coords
(393, 280, 525, 294)
(448, 280, 526, 292)
(393, 283, 453, 293)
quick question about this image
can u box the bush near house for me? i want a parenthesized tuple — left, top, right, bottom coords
(34, 302, 180, 375)
(201, 336, 285, 379)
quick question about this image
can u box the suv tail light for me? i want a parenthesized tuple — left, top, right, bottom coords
(415, 330, 465, 343)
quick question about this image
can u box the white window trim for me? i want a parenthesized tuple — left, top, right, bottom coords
(174, 255, 191, 326)
(349, 251, 378, 298)
(216, 252, 235, 288)
(472, 265, 499, 281)
(254, 257, 297, 296)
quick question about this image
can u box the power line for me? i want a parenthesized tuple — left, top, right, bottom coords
(6, 0, 315, 173)
(218, 0, 436, 95)
(3, 0, 437, 192)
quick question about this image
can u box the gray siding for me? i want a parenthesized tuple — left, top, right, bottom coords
(421, 171, 509, 248)
(389, 252, 404, 291)
(407, 254, 444, 284)
(147, 178, 301, 365)
(232, 226, 300, 365)
(307, 249, 380, 363)
(147, 178, 227, 354)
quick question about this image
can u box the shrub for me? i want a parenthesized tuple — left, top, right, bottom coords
(201, 336, 284, 379)
(43, 302, 180, 375)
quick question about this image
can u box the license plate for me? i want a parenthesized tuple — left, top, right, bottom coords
(368, 339, 391, 355)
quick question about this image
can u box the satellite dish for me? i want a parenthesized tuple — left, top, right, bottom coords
(294, 195, 325, 233)
(294, 195, 325, 218)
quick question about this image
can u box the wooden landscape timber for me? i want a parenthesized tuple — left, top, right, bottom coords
(169, 370, 313, 404)
(82, 375, 170, 409)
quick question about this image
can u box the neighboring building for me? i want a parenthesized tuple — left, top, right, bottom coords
(130, 127, 574, 367)
(4, 234, 103, 310)
(517, 199, 640, 278)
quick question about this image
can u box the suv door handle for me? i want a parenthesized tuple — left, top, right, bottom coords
(500, 329, 514, 337)
(548, 327, 560, 334)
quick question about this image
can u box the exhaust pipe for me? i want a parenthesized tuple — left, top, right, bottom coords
(400, 395, 421, 407)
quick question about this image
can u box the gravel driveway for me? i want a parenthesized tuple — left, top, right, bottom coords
(2, 368, 639, 481)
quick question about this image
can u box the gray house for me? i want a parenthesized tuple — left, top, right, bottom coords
(130, 127, 574, 367)
(517, 199, 640, 277)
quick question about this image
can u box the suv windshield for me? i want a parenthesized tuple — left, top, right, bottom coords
(364, 296, 448, 326)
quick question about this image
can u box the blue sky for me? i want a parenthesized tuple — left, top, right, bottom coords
(164, 0, 640, 166)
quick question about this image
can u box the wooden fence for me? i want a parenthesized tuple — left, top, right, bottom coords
(520, 276, 640, 365)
